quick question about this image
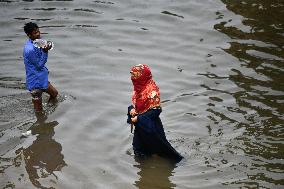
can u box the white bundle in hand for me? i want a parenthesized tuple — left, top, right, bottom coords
(33, 39, 54, 50)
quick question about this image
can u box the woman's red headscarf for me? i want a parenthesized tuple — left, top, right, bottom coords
(131, 64, 161, 114)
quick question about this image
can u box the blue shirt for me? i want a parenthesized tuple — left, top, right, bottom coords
(23, 39, 49, 91)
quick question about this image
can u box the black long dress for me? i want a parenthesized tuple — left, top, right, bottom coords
(127, 105, 183, 162)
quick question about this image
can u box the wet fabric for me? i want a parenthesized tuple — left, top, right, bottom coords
(30, 89, 44, 100)
(131, 64, 160, 114)
(127, 105, 183, 162)
(23, 39, 49, 91)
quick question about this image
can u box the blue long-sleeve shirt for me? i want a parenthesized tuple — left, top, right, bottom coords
(23, 39, 49, 91)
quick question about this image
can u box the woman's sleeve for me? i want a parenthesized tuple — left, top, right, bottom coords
(138, 108, 161, 121)
(127, 105, 134, 124)
(136, 108, 162, 132)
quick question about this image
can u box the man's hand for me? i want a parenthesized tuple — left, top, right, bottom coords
(42, 44, 51, 53)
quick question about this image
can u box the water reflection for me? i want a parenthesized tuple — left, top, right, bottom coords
(0, 76, 26, 90)
(23, 112, 67, 189)
(207, 0, 284, 187)
(134, 156, 176, 189)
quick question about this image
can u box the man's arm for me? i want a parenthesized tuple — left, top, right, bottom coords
(26, 48, 48, 70)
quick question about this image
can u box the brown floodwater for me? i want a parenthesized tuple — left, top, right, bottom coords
(0, 0, 283, 188)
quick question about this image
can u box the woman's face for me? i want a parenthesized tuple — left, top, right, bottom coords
(130, 70, 141, 80)
(130, 64, 145, 80)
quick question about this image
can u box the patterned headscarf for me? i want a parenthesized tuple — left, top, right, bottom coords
(131, 64, 161, 114)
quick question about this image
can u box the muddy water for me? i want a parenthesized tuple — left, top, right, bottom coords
(0, 0, 283, 188)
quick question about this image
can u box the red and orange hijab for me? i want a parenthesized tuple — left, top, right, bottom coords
(131, 64, 161, 114)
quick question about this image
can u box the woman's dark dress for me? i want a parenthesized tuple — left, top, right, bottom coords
(127, 105, 183, 162)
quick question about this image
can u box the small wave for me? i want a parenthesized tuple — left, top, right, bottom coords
(161, 11, 184, 19)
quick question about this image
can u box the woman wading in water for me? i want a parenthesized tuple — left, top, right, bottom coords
(127, 64, 183, 162)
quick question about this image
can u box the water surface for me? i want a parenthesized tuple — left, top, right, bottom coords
(0, 0, 283, 188)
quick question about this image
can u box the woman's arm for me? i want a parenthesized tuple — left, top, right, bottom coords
(135, 108, 162, 132)
(135, 108, 161, 127)
(137, 108, 161, 122)
(127, 105, 134, 124)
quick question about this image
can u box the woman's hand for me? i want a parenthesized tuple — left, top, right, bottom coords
(131, 116, 138, 123)
(130, 108, 137, 117)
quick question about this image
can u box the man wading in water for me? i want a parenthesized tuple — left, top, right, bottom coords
(23, 22, 58, 112)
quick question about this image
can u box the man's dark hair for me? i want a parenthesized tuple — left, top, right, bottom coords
(24, 22, 38, 35)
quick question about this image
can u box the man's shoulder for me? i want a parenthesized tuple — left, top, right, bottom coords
(23, 40, 35, 54)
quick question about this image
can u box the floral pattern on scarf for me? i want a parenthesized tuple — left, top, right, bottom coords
(131, 64, 161, 114)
